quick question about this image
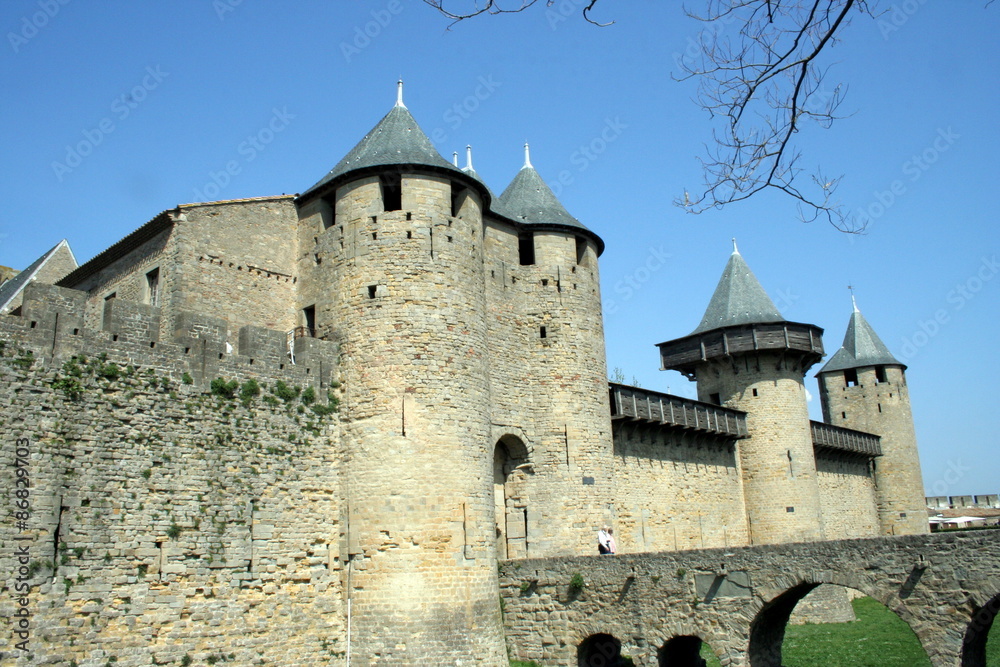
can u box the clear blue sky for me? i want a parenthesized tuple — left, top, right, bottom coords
(1, 1, 997, 497)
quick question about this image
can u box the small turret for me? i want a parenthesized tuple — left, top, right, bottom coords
(817, 300, 928, 535)
(658, 246, 826, 545)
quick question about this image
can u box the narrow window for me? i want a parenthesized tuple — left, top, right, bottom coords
(875, 366, 887, 384)
(451, 183, 465, 217)
(145, 268, 160, 306)
(320, 199, 335, 229)
(752, 388, 758, 397)
(302, 305, 316, 337)
(368, 285, 377, 299)
(841, 411, 847, 419)
(844, 368, 858, 387)
(539, 326, 547, 339)
(380, 174, 402, 211)
(102, 292, 118, 332)
(709, 393, 721, 406)
(575, 236, 587, 265)
(518, 233, 535, 266)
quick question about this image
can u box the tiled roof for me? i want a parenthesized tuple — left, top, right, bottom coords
(692, 249, 784, 334)
(819, 305, 903, 373)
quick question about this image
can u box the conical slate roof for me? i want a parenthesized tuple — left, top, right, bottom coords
(819, 304, 904, 373)
(497, 165, 588, 231)
(301, 102, 462, 199)
(692, 248, 784, 334)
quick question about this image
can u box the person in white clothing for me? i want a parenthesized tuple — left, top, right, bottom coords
(598, 526, 612, 555)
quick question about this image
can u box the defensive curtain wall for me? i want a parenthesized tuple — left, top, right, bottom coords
(0, 282, 345, 667)
(499, 529, 1000, 667)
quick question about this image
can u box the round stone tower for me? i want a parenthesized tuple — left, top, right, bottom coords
(657, 245, 826, 545)
(816, 300, 928, 535)
(296, 84, 506, 665)
(493, 145, 614, 557)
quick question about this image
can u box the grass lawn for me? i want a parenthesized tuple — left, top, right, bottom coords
(780, 596, 930, 667)
(518, 595, 1000, 665)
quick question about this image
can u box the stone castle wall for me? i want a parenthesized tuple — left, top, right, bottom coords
(820, 365, 928, 536)
(67, 224, 176, 334)
(611, 424, 750, 553)
(0, 284, 345, 667)
(815, 451, 880, 540)
(696, 357, 825, 545)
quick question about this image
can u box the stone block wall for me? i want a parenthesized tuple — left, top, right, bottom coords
(174, 198, 299, 337)
(481, 220, 614, 560)
(697, 357, 824, 545)
(0, 297, 345, 667)
(819, 365, 928, 536)
(612, 423, 750, 553)
(65, 221, 176, 334)
(815, 451, 880, 540)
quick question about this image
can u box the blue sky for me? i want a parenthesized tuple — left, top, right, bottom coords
(1, 1, 997, 497)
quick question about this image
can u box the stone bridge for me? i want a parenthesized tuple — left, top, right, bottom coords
(498, 530, 1000, 667)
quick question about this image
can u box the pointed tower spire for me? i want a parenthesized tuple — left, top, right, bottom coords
(732, 238, 739, 254)
(396, 79, 405, 108)
(818, 305, 904, 374)
(523, 142, 533, 169)
(465, 145, 474, 172)
(301, 87, 465, 200)
(691, 247, 783, 334)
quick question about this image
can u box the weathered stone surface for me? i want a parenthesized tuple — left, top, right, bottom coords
(499, 530, 1000, 667)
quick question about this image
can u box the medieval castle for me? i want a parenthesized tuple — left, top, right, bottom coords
(0, 83, 928, 666)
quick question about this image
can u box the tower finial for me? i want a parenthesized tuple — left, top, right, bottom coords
(732, 238, 739, 255)
(523, 142, 533, 169)
(465, 144, 474, 172)
(452, 151, 459, 167)
(396, 79, 405, 108)
(849, 284, 859, 312)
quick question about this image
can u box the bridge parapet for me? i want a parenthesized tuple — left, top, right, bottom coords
(499, 530, 1000, 666)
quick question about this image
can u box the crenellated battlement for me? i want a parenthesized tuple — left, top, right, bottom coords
(0, 282, 338, 392)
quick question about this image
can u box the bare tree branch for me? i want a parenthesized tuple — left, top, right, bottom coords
(673, 0, 877, 232)
(422, 0, 613, 27)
